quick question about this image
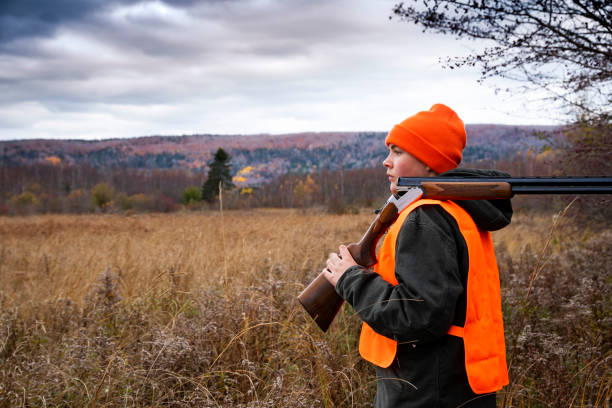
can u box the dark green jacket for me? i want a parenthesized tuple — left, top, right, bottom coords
(336, 169, 513, 408)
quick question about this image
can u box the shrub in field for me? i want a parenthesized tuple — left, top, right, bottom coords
(116, 192, 133, 211)
(181, 186, 203, 205)
(91, 182, 115, 211)
(133, 194, 153, 212)
(9, 191, 38, 215)
(157, 192, 180, 213)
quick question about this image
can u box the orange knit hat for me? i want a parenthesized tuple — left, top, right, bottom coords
(385, 104, 466, 174)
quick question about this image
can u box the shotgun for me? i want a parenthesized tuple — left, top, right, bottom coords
(298, 176, 612, 332)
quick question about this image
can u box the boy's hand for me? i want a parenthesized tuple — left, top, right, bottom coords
(323, 245, 358, 287)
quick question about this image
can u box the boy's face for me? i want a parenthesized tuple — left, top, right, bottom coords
(383, 144, 435, 194)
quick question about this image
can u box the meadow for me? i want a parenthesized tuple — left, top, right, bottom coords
(0, 207, 610, 407)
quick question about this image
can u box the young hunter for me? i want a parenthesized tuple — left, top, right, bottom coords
(323, 104, 512, 407)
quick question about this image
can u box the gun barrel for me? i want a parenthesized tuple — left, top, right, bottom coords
(398, 177, 612, 196)
(512, 185, 612, 194)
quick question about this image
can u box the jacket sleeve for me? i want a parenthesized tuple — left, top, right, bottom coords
(335, 205, 465, 343)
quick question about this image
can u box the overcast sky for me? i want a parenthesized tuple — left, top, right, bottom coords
(0, 0, 560, 141)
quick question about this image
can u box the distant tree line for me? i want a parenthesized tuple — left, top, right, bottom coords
(4, 133, 602, 217)
(0, 164, 202, 215)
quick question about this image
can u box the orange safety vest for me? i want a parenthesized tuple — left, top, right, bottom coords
(358, 199, 509, 394)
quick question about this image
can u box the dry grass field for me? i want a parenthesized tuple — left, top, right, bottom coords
(0, 208, 610, 407)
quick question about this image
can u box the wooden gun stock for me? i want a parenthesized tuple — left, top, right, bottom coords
(297, 202, 400, 332)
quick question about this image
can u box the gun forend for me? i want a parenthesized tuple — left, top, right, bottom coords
(420, 181, 512, 200)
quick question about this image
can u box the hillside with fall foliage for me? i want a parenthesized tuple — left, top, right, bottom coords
(1, 123, 578, 215)
(1, 124, 558, 185)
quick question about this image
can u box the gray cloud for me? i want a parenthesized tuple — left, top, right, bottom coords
(1, 0, 388, 102)
(0, 0, 215, 41)
(1, 0, 113, 44)
(0, 0, 553, 140)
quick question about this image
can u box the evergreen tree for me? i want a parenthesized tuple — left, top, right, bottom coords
(201, 148, 234, 203)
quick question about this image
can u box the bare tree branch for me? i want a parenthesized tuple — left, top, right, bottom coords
(392, 0, 612, 114)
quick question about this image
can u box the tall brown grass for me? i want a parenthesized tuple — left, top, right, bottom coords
(0, 208, 609, 407)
